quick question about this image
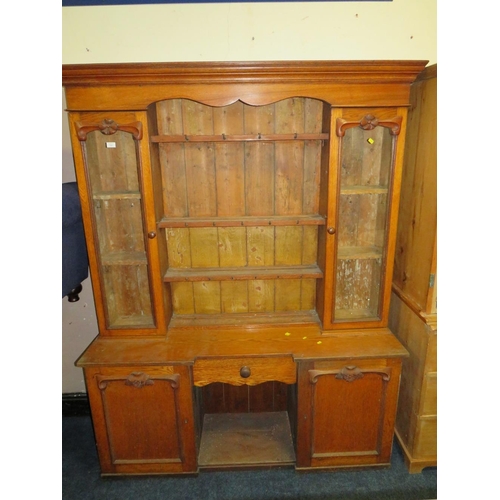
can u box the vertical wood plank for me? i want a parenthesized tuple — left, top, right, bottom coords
(201, 383, 225, 414)
(249, 382, 276, 412)
(247, 226, 275, 312)
(224, 385, 249, 413)
(248, 280, 275, 312)
(221, 281, 249, 313)
(170, 282, 195, 314)
(301, 279, 316, 310)
(166, 227, 195, 313)
(337, 194, 361, 247)
(190, 228, 219, 268)
(166, 228, 191, 268)
(275, 279, 302, 312)
(273, 98, 306, 313)
(156, 100, 188, 217)
(340, 127, 362, 187)
(302, 226, 318, 265)
(86, 130, 139, 193)
(244, 104, 275, 215)
(213, 102, 246, 216)
(183, 100, 217, 217)
(193, 282, 221, 314)
(275, 98, 305, 215)
(303, 99, 323, 214)
(275, 226, 303, 266)
(247, 227, 275, 266)
(218, 227, 247, 267)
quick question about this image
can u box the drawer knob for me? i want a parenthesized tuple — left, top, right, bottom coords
(240, 366, 251, 378)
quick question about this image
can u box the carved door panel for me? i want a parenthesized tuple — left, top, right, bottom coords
(296, 358, 402, 469)
(84, 365, 197, 475)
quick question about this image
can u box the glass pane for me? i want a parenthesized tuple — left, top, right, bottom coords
(333, 124, 394, 322)
(85, 129, 154, 329)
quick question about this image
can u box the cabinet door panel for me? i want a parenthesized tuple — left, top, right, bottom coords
(69, 112, 166, 335)
(321, 108, 408, 330)
(100, 373, 181, 462)
(296, 359, 401, 469)
(312, 372, 384, 456)
(86, 365, 197, 475)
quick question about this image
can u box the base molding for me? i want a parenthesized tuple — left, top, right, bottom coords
(395, 428, 437, 474)
(63, 392, 90, 416)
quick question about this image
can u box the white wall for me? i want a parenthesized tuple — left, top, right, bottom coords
(62, 0, 437, 393)
(62, 1, 436, 64)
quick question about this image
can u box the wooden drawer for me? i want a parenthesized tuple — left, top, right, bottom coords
(193, 356, 296, 387)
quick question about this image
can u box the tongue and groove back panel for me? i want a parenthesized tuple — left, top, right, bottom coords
(156, 98, 325, 320)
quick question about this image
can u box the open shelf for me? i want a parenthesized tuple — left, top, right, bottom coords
(164, 265, 323, 282)
(108, 314, 156, 328)
(151, 132, 329, 143)
(340, 185, 389, 195)
(100, 252, 148, 266)
(198, 412, 296, 469)
(93, 191, 141, 200)
(334, 309, 380, 322)
(169, 310, 320, 328)
(159, 214, 326, 229)
(337, 246, 383, 260)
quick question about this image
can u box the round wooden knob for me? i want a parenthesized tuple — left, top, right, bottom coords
(240, 366, 251, 378)
(327, 227, 336, 235)
(148, 231, 157, 239)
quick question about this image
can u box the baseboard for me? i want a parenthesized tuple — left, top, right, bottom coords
(63, 392, 90, 416)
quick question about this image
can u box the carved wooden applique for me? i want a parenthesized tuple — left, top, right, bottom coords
(97, 372, 180, 390)
(76, 119, 143, 141)
(336, 115, 402, 137)
(309, 366, 391, 384)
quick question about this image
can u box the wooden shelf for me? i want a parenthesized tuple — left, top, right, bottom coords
(198, 412, 295, 468)
(151, 133, 329, 143)
(337, 246, 383, 260)
(100, 252, 148, 266)
(109, 315, 155, 328)
(159, 214, 326, 229)
(340, 186, 388, 195)
(335, 309, 380, 322)
(169, 310, 320, 328)
(164, 264, 323, 282)
(93, 191, 141, 200)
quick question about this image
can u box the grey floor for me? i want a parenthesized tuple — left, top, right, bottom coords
(62, 416, 437, 500)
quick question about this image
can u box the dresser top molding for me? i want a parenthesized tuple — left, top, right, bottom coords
(62, 60, 429, 111)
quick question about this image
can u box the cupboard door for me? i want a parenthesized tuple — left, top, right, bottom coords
(85, 365, 197, 475)
(322, 108, 408, 329)
(296, 358, 401, 469)
(69, 112, 167, 335)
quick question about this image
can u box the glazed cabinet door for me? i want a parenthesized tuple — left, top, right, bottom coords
(320, 108, 408, 330)
(296, 358, 402, 470)
(68, 112, 168, 335)
(84, 365, 197, 475)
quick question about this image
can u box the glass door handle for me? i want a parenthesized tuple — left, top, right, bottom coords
(327, 227, 336, 235)
(148, 231, 157, 239)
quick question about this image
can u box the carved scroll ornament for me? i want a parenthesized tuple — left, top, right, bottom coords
(97, 372, 180, 390)
(309, 365, 391, 384)
(76, 119, 143, 141)
(336, 114, 402, 137)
